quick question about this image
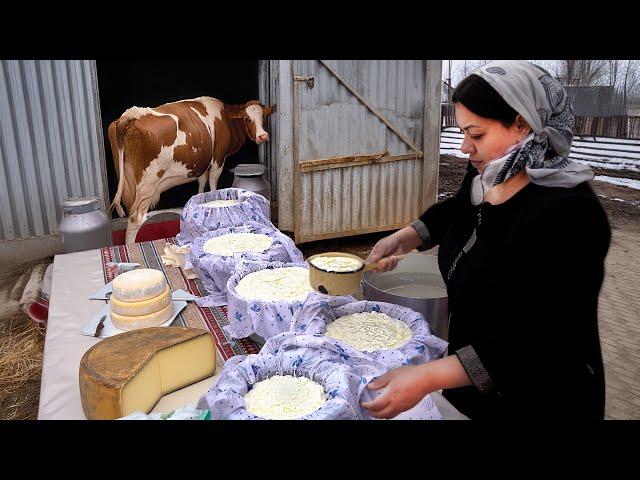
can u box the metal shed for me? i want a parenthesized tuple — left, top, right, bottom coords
(0, 59, 442, 268)
(259, 60, 442, 243)
(0, 60, 107, 271)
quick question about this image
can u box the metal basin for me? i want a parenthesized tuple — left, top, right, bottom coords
(362, 253, 449, 341)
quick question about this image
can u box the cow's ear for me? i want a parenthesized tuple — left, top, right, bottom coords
(263, 104, 276, 115)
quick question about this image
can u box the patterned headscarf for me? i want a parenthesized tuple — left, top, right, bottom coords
(470, 60, 594, 188)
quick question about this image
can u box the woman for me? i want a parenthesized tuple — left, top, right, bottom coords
(360, 60, 611, 420)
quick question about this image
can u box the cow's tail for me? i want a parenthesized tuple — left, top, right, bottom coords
(110, 146, 126, 218)
(109, 117, 134, 218)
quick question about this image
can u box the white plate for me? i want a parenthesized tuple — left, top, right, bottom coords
(81, 300, 188, 339)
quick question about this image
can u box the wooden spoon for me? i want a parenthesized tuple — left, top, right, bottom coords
(364, 254, 406, 272)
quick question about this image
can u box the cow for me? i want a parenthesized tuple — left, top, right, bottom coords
(107, 96, 275, 244)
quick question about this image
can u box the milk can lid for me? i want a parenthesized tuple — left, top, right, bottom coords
(62, 196, 102, 214)
(233, 163, 266, 177)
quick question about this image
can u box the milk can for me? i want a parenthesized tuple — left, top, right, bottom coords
(59, 196, 113, 254)
(232, 163, 271, 201)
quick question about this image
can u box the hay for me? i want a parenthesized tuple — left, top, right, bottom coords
(0, 315, 44, 392)
(0, 259, 48, 420)
(0, 314, 45, 420)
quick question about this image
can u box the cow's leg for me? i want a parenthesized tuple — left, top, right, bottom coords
(208, 161, 224, 192)
(197, 167, 209, 194)
(124, 183, 155, 245)
(125, 203, 149, 243)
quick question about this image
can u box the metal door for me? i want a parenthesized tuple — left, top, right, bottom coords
(291, 60, 441, 243)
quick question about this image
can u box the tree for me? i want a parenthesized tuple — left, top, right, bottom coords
(451, 60, 492, 85)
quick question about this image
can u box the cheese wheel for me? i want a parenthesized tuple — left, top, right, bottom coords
(110, 301, 174, 331)
(79, 327, 217, 420)
(112, 268, 167, 302)
(110, 285, 172, 317)
(235, 267, 313, 302)
(200, 199, 241, 208)
(202, 233, 273, 257)
(324, 312, 413, 352)
(244, 375, 326, 420)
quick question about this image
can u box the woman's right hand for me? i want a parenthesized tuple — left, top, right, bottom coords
(366, 234, 403, 272)
(366, 225, 425, 272)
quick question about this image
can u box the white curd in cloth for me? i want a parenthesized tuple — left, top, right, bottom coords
(310, 255, 363, 272)
(244, 375, 326, 419)
(203, 233, 273, 257)
(200, 199, 241, 208)
(235, 267, 313, 302)
(325, 312, 413, 352)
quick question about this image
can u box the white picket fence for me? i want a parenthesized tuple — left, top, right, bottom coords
(441, 127, 640, 173)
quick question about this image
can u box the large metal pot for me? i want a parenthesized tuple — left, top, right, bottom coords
(362, 253, 449, 341)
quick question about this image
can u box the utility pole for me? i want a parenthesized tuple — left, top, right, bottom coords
(448, 59, 452, 102)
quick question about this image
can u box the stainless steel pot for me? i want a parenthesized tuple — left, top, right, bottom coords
(362, 253, 449, 341)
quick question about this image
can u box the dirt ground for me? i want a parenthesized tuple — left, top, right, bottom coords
(438, 155, 640, 233)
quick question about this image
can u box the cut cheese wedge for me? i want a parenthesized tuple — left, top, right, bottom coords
(110, 285, 172, 317)
(110, 301, 174, 331)
(79, 327, 217, 420)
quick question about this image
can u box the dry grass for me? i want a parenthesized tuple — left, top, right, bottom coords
(0, 314, 45, 420)
(0, 259, 49, 420)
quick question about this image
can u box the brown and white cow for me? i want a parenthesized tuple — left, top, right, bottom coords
(107, 96, 275, 244)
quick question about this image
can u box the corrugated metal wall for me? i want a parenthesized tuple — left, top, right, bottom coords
(258, 60, 279, 204)
(295, 60, 426, 160)
(0, 60, 107, 241)
(290, 60, 437, 242)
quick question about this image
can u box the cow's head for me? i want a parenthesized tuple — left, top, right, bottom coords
(229, 100, 276, 144)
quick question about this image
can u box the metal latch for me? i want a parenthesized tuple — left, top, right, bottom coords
(294, 75, 315, 89)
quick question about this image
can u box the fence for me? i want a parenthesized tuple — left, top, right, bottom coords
(441, 103, 640, 140)
(440, 127, 640, 172)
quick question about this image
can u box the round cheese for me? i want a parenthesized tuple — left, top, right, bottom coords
(235, 267, 313, 302)
(324, 312, 413, 352)
(111, 301, 174, 331)
(310, 255, 363, 272)
(112, 268, 167, 302)
(110, 285, 172, 317)
(200, 199, 241, 208)
(244, 375, 326, 420)
(203, 233, 273, 257)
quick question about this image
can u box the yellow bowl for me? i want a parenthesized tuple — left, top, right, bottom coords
(306, 252, 368, 296)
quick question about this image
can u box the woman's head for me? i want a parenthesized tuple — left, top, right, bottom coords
(453, 74, 531, 172)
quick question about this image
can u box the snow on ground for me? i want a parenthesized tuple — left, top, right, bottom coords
(440, 148, 468, 159)
(594, 175, 640, 190)
(440, 129, 640, 189)
(571, 159, 640, 172)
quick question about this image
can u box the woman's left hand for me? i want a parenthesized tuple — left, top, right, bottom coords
(361, 365, 431, 419)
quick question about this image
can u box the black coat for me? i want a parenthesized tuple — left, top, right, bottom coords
(419, 165, 611, 419)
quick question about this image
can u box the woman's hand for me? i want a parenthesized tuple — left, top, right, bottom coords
(366, 234, 403, 272)
(361, 365, 432, 419)
(361, 356, 474, 419)
(366, 226, 423, 272)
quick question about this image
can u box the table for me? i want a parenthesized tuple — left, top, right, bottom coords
(37, 241, 467, 420)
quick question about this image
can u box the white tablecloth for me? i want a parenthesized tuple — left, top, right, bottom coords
(37, 247, 467, 420)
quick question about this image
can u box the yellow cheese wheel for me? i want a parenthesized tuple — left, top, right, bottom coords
(112, 268, 167, 302)
(79, 327, 217, 420)
(110, 285, 172, 317)
(110, 301, 174, 331)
